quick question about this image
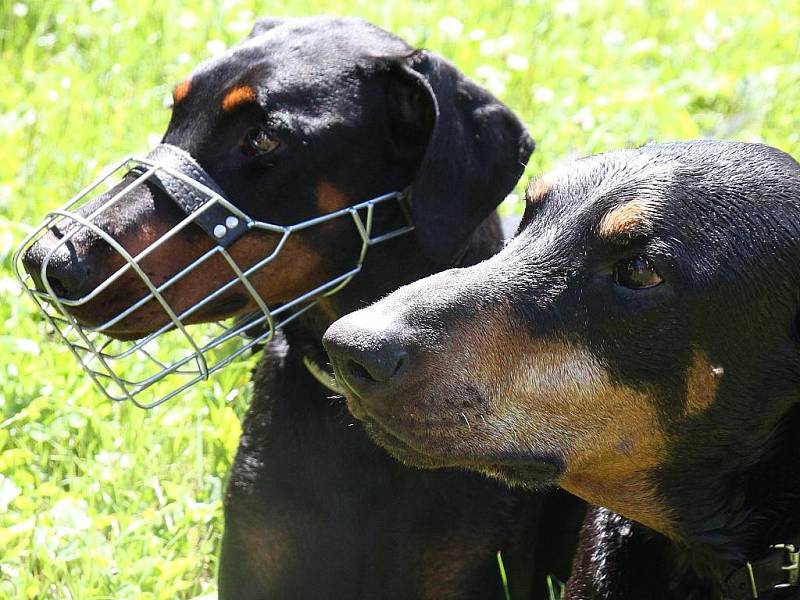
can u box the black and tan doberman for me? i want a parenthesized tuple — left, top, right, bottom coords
(22, 16, 585, 599)
(325, 141, 800, 599)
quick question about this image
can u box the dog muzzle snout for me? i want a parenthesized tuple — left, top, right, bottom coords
(14, 143, 413, 408)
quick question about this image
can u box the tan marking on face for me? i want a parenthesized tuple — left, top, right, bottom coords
(221, 85, 257, 112)
(525, 176, 552, 206)
(559, 446, 674, 538)
(172, 79, 191, 104)
(62, 225, 328, 338)
(556, 359, 723, 538)
(597, 199, 654, 240)
(492, 342, 674, 535)
(684, 351, 721, 415)
(413, 309, 678, 536)
(316, 181, 350, 214)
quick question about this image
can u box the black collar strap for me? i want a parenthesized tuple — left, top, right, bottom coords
(723, 543, 799, 599)
(132, 143, 249, 247)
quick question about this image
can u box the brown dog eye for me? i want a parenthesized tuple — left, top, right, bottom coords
(245, 128, 280, 155)
(614, 256, 663, 289)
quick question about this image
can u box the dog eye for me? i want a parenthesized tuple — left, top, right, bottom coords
(244, 128, 281, 155)
(613, 256, 663, 289)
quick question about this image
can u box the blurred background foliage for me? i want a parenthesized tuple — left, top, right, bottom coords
(0, 0, 798, 598)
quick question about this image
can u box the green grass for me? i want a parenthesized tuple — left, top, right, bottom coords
(1, 1, 798, 598)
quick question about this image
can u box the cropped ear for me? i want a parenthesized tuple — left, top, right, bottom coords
(387, 51, 535, 265)
(247, 18, 289, 39)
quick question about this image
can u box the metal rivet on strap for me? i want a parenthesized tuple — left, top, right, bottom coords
(213, 224, 227, 238)
(225, 216, 239, 229)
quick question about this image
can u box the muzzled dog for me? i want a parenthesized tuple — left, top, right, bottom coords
(15, 143, 411, 407)
(325, 141, 800, 599)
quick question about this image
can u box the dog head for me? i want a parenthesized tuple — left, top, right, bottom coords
(22, 16, 533, 340)
(324, 141, 800, 536)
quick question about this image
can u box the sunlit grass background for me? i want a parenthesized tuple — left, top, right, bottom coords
(1, 1, 798, 598)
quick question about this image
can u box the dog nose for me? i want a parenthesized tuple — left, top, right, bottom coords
(22, 232, 93, 300)
(323, 313, 411, 396)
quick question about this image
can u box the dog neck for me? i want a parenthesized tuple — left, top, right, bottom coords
(663, 402, 800, 595)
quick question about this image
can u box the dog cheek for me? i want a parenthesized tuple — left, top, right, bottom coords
(682, 351, 722, 416)
(478, 341, 607, 457)
(229, 231, 328, 304)
(315, 180, 351, 213)
(460, 324, 680, 535)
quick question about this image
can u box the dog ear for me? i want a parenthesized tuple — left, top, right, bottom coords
(247, 18, 289, 39)
(386, 51, 535, 265)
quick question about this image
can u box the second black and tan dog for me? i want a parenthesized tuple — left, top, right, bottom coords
(325, 141, 800, 599)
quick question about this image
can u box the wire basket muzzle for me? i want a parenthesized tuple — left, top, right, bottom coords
(14, 146, 413, 408)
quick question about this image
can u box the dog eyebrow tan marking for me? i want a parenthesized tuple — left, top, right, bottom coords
(222, 85, 258, 112)
(525, 176, 552, 206)
(172, 79, 192, 104)
(597, 199, 654, 241)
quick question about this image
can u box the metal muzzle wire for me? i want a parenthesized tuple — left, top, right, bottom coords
(13, 145, 414, 408)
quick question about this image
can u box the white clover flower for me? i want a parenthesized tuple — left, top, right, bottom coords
(438, 17, 464, 40)
(695, 32, 715, 51)
(623, 88, 649, 102)
(0, 475, 21, 512)
(574, 106, 595, 130)
(495, 34, 515, 52)
(207, 39, 227, 56)
(480, 39, 496, 56)
(761, 66, 782, 85)
(0, 276, 21, 296)
(533, 86, 555, 104)
(603, 30, 625, 46)
(12, 3, 28, 17)
(555, 0, 579, 16)
(506, 54, 528, 71)
(178, 12, 198, 30)
(17, 338, 40, 356)
(37, 33, 56, 48)
(475, 65, 509, 96)
(630, 38, 656, 53)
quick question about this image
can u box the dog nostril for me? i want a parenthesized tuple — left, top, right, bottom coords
(391, 355, 405, 378)
(346, 359, 377, 384)
(343, 349, 406, 387)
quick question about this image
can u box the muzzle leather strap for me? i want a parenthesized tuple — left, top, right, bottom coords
(132, 143, 249, 247)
